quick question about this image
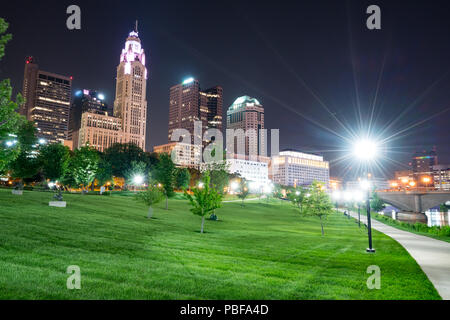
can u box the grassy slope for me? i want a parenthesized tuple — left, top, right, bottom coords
(0, 189, 440, 300)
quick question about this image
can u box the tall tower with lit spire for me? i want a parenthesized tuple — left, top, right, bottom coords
(113, 22, 148, 151)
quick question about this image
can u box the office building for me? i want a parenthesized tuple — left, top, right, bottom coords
(168, 78, 223, 144)
(77, 112, 123, 152)
(271, 150, 329, 187)
(411, 149, 438, 173)
(69, 89, 109, 143)
(432, 165, 450, 190)
(74, 25, 148, 152)
(153, 142, 202, 169)
(113, 26, 148, 151)
(226, 154, 270, 187)
(226, 96, 265, 157)
(20, 56, 72, 144)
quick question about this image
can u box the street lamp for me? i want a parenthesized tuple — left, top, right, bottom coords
(133, 175, 144, 185)
(353, 138, 378, 253)
(354, 190, 364, 227)
(133, 175, 144, 191)
(361, 179, 375, 253)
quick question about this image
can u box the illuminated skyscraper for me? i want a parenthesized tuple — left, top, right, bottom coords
(168, 77, 223, 144)
(69, 89, 109, 143)
(73, 24, 148, 152)
(113, 24, 148, 151)
(20, 56, 72, 144)
(226, 96, 264, 156)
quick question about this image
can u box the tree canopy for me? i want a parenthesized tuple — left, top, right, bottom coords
(0, 18, 25, 173)
(302, 181, 334, 235)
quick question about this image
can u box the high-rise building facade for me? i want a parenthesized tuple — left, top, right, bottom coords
(113, 28, 148, 151)
(77, 112, 122, 152)
(168, 78, 223, 144)
(73, 25, 148, 152)
(69, 89, 109, 143)
(226, 96, 264, 156)
(20, 56, 72, 144)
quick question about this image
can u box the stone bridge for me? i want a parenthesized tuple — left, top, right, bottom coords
(376, 191, 450, 213)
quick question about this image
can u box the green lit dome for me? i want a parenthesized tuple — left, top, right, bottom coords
(230, 96, 261, 110)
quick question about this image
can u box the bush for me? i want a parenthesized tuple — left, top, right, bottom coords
(438, 226, 450, 237)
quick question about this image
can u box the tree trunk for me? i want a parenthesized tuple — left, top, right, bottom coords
(241, 198, 245, 207)
(165, 195, 168, 210)
(147, 206, 153, 219)
(320, 216, 324, 236)
(201, 215, 205, 234)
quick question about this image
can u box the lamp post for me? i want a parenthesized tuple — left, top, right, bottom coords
(353, 138, 378, 253)
(354, 190, 363, 228)
(361, 179, 375, 253)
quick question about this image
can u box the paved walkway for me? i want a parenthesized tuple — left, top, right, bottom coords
(347, 210, 450, 300)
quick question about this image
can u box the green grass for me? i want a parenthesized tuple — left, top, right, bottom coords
(0, 189, 441, 300)
(371, 213, 450, 243)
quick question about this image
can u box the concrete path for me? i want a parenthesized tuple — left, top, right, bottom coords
(347, 211, 450, 300)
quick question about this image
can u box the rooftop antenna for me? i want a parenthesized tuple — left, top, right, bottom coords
(135, 20, 138, 33)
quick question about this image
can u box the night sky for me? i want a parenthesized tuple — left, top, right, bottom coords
(1, 0, 449, 179)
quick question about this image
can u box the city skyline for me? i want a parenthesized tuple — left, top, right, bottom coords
(2, 0, 450, 179)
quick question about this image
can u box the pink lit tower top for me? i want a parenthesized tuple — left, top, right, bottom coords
(113, 21, 148, 151)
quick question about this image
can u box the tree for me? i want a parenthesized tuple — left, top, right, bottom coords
(136, 186, 164, 219)
(237, 178, 249, 207)
(288, 186, 307, 212)
(95, 156, 114, 188)
(0, 18, 25, 173)
(38, 143, 70, 182)
(153, 153, 176, 210)
(175, 167, 190, 190)
(70, 146, 99, 192)
(202, 160, 230, 195)
(9, 121, 39, 185)
(184, 171, 222, 233)
(370, 192, 385, 212)
(103, 143, 151, 178)
(302, 181, 334, 236)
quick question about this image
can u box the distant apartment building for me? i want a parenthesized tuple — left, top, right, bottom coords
(226, 96, 265, 157)
(20, 56, 72, 144)
(153, 142, 202, 169)
(168, 78, 223, 144)
(271, 150, 329, 187)
(73, 26, 148, 152)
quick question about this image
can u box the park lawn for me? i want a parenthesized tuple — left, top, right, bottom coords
(0, 189, 441, 300)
